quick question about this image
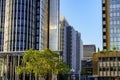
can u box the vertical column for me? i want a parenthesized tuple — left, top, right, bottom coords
(105, 0, 110, 50)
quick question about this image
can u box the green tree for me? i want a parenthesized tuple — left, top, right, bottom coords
(98, 48, 100, 52)
(16, 48, 70, 80)
(112, 46, 116, 51)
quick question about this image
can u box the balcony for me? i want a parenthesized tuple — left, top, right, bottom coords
(103, 71, 106, 76)
(111, 71, 114, 77)
(110, 62, 114, 67)
(107, 71, 110, 76)
(106, 62, 110, 67)
(103, 62, 106, 67)
(99, 62, 102, 67)
(114, 62, 117, 66)
(99, 71, 102, 76)
(114, 71, 118, 76)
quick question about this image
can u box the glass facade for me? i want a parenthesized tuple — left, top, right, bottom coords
(49, 0, 60, 51)
(0, 0, 5, 51)
(35, 0, 49, 50)
(109, 0, 120, 50)
(4, 0, 36, 51)
(0, 0, 60, 52)
(0, 0, 60, 79)
(102, 0, 120, 50)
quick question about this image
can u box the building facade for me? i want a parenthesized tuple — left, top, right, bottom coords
(0, 0, 60, 52)
(60, 16, 83, 73)
(76, 31, 82, 73)
(59, 16, 69, 62)
(83, 45, 96, 60)
(49, 0, 60, 51)
(81, 60, 96, 80)
(102, 0, 120, 50)
(0, 0, 60, 80)
(93, 51, 120, 80)
(81, 45, 96, 80)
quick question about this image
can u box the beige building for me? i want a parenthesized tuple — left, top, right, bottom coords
(93, 51, 120, 80)
(83, 45, 96, 60)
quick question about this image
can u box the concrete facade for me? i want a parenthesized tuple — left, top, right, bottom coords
(93, 51, 120, 80)
(83, 45, 96, 60)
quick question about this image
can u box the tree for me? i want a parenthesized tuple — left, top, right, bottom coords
(98, 48, 100, 52)
(112, 46, 116, 51)
(16, 48, 70, 80)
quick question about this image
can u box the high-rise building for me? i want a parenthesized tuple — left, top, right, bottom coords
(59, 16, 69, 62)
(60, 16, 83, 73)
(0, 0, 60, 79)
(76, 31, 83, 73)
(66, 26, 83, 74)
(0, 0, 60, 52)
(102, 0, 120, 50)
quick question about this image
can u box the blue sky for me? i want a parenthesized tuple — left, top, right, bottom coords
(60, 0, 102, 50)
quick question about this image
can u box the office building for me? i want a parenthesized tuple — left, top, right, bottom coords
(93, 51, 120, 80)
(59, 16, 69, 62)
(102, 0, 120, 50)
(81, 45, 96, 80)
(60, 16, 83, 73)
(0, 0, 60, 51)
(0, 0, 60, 80)
(92, 1, 120, 79)
(76, 31, 83, 73)
(83, 45, 96, 60)
(81, 59, 96, 80)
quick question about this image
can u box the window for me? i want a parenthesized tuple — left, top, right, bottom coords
(103, 14, 106, 17)
(103, 35, 106, 39)
(103, 0, 105, 3)
(103, 21, 106, 25)
(103, 43, 106, 46)
(102, 7, 105, 10)
(103, 28, 106, 32)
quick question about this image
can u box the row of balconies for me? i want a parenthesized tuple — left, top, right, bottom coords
(99, 62, 120, 67)
(99, 71, 120, 77)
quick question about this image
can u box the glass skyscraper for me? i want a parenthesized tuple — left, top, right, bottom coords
(0, 0, 60, 79)
(0, 0, 60, 52)
(102, 0, 120, 50)
(49, 0, 60, 51)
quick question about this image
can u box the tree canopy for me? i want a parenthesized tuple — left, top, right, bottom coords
(16, 48, 70, 79)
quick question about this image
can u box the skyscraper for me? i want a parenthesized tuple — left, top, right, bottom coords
(0, 0, 60, 79)
(60, 16, 83, 73)
(102, 0, 120, 50)
(0, 0, 60, 52)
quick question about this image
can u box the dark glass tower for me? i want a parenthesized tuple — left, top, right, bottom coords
(0, 0, 60, 79)
(0, 0, 60, 52)
(3, 0, 36, 51)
